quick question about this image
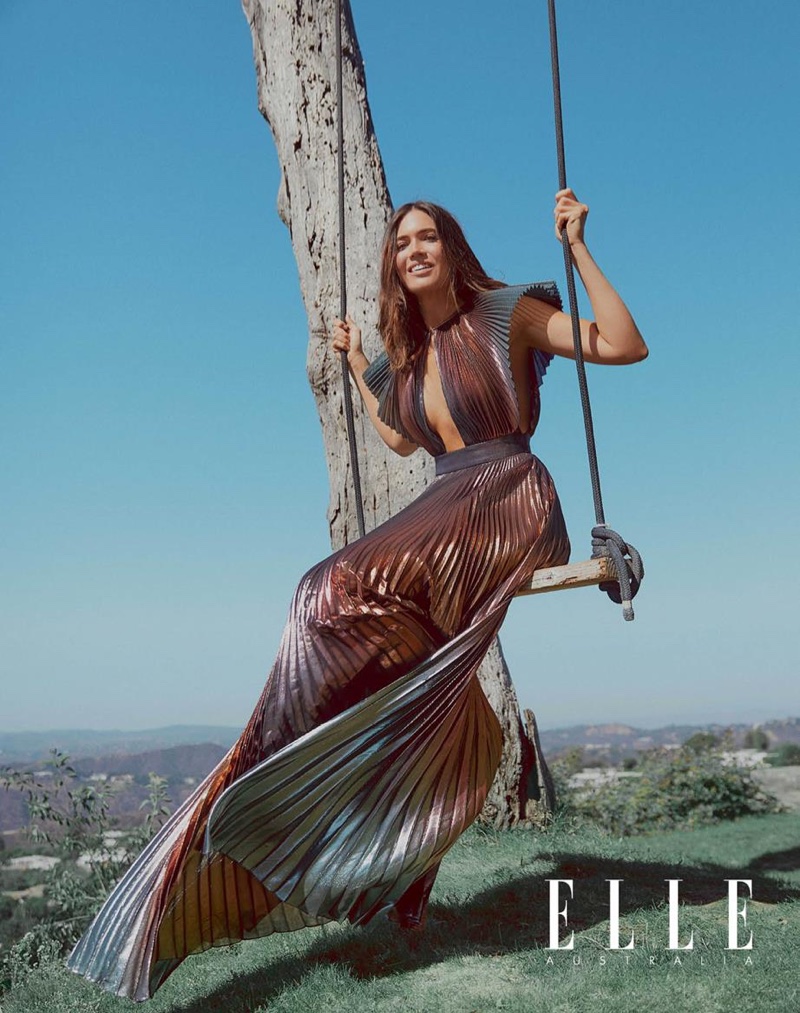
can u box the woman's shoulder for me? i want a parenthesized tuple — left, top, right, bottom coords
(362, 348, 392, 391)
(469, 281, 562, 391)
(472, 280, 562, 318)
(362, 349, 416, 442)
(468, 280, 562, 348)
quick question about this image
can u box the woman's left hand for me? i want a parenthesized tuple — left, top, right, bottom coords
(553, 188, 588, 246)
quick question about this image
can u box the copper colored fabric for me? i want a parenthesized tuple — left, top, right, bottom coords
(67, 283, 570, 1000)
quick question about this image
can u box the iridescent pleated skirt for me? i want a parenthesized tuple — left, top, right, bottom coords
(69, 340, 570, 1001)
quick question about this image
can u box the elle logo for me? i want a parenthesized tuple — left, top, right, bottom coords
(547, 878, 754, 950)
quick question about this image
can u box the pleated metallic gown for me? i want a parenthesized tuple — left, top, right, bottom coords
(67, 282, 570, 1000)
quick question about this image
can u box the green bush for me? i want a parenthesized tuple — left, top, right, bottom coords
(743, 727, 770, 750)
(547, 747, 586, 808)
(0, 750, 170, 991)
(565, 746, 782, 836)
(683, 731, 721, 754)
(765, 742, 800, 767)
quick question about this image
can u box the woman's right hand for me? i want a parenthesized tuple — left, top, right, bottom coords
(332, 314, 363, 363)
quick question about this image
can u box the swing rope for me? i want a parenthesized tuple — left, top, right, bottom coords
(332, 0, 643, 617)
(546, 0, 644, 620)
(335, 0, 366, 539)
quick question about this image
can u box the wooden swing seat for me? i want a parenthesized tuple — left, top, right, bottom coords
(516, 556, 613, 596)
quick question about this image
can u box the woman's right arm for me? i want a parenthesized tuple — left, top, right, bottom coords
(332, 316, 419, 456)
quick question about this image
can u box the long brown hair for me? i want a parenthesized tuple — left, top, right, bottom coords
(378, 202, 504, 372)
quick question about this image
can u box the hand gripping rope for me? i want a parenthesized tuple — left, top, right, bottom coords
(547, 0, 644, 619)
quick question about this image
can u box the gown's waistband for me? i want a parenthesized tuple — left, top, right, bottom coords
(434, 432, 531, 476)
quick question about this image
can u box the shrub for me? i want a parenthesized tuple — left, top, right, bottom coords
(548, 747, 587, 813)
(765, 742, 800, 767)
(0, 750, 170, 990)
(565, 746, 782, 836)
(743, 727, 770, 750)
(683, 731, 721, 754)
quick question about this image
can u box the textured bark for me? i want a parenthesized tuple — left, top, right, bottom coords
(242, 0, 550, 826)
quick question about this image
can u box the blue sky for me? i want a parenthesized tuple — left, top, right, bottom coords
(2, 0, 798, 734)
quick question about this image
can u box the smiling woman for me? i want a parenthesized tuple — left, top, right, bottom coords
(396, 211, 447, 292)
(67, 191, 645, 1001)
(0, 0, 795, 1003)
(338, 196, 646, 455)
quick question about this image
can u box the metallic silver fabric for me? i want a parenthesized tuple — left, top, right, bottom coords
(67, 282, 570, 1000)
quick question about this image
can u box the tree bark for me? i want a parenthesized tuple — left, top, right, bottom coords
(242, 0, 551, 827)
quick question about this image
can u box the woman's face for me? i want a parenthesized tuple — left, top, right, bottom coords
(394, 209, 449, 299)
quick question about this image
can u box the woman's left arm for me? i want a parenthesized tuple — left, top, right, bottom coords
(512, 188, 649, 365)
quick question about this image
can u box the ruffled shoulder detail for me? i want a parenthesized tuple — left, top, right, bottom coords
(362, 349, 392, 399)
(474, 281, 562, 389)
(362, 350, 414, 442)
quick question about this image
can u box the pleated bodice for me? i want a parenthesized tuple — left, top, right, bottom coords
(363, 282, 560, 454)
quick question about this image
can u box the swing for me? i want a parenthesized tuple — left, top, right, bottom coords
(334, 0, 643, 620)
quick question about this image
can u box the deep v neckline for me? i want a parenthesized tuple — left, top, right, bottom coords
(362, 282, 561, 455)
(418, 326, 466, 453)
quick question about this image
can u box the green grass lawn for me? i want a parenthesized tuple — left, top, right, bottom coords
(3, 813, 798, 1013)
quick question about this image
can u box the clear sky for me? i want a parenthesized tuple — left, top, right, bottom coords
(2, 1, 798, 735)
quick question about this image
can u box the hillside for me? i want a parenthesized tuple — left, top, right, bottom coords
(0, 742, 227, 834)
(538, 716, 800, 760)
(0, 726, 238, 765)
(3, 814, 799, 1013)
(4, 717, 798, 768)
(3, 718, 798, 834)
(71, 742, 228, 781)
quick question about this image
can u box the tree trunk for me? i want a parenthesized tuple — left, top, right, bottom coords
(241, 0, 551, 827)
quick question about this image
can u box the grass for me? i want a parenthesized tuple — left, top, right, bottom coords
(2, 813, 799, 1013)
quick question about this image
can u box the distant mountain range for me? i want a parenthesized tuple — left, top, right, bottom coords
(0, 726, 238, 765)
(1, 718, 798, 835)
(2, 718, 799, 767)
(537, 717, 800, 757)
(0, 741, 229, 834)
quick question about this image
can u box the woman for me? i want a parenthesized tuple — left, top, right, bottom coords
(67, 189, 646, 1001)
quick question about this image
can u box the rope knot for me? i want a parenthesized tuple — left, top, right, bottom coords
(591, 526, 644, 621)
